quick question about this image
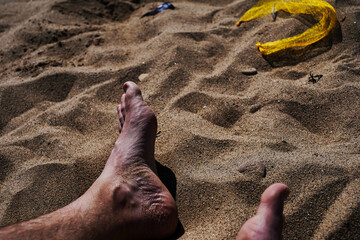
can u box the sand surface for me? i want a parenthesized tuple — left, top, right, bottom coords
(0, 0, 359, 239)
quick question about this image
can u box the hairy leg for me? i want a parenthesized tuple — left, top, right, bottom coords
(0, 81, 178, 240)
(237, 183, 289, 240)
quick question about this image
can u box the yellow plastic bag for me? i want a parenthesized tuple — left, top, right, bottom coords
(237, 0, 337, 55)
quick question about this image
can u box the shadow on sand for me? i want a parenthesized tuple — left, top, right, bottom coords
(156, 161, 185, 239)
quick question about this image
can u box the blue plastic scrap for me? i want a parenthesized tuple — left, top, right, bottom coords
(141, 2, 175, 18)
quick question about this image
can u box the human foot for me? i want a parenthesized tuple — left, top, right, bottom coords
(106, 81, 158, 173)
(0, 81, 177, 240)
(236, 183, 289, 240)
(84, 81, 178, 239)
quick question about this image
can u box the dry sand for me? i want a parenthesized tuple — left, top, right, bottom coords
(0, 0, 359, 239)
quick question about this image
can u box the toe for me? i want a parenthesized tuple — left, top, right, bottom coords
(123, 81, 143, 102)
(121, 94, 126, 114)
(237, 183, 289, 240)
(256, 183, 289, 238)
(119, 111, 124, 126)
(117, 103, 124, 127)
(117, 104, 122, 119)
(257, 183, 289, 220)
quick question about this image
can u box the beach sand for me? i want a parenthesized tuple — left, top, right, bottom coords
(0, 0, 359, 239)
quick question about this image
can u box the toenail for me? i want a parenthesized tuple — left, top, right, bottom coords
(123, 83, 129, 92)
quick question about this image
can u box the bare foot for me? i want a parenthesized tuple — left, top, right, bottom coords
(236, 183, 289, 240)
(80, 81, 178, 239)
(0, 81, 177, 240)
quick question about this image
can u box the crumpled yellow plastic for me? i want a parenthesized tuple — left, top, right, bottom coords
(237, 0, 337, 55)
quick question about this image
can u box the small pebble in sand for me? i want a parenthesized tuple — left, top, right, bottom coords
(238, 161, 266, 178)
(241, 67, 257, 75)
(138, 73, 149, 81)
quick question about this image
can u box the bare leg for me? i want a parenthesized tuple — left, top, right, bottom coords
(237, 183, 289, 240)
(0, 81, 178, 240)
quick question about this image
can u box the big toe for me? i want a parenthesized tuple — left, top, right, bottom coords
(258, 183, 289, 229)
(123, 81, 143, 102)
(237, 183, 289, 240)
